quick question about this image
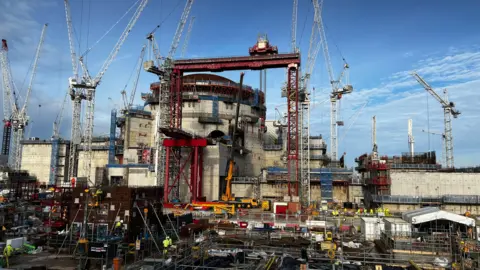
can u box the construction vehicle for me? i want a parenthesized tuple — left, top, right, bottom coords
(220, 73, 259, 209)
(249, 34, 278, 56)
(185, 202, 236, 217)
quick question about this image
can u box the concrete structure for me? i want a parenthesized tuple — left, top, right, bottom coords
(20, 137, 112, 186)
(390, 171, 480, 197)
(21, 139, 69, 184)
(19, 72, 354, 203)
(356, 151, 480, 214)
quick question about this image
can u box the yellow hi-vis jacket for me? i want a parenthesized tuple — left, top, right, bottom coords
(3, 245, 13, 257)
(163, 239, 169, 248)
(115, 221, 122, 228)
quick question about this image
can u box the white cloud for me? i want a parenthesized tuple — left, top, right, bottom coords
(312, 47, 480, 167)
(0, 0, 112, 140)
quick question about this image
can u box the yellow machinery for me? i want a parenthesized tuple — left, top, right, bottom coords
(261, 200, 271, 211)
(187, 202, 236, 216)
(220, 73, 258, 209)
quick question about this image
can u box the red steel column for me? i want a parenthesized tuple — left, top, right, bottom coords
(287, 63, 299, 196)
(164, 146, 171, 203)
(190, 150, 195, 202)
(192, 146, 199, 201)
(198, 148, 203, 199)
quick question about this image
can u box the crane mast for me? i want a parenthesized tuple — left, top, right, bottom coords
(167, 0, 194, 61)
(64, 0, 84, 180)
(122, 45, 146, 112)
(372, 116, 377, 159)
(1, 40, 15, 158)
(64, 0, 148, 185)
(0, 24, 47, 169)
(299, 0, 323, 206)
(144, 0, 195, 188)
(313, 0, 353, 161)
(50, 92, 68, 185)
(411, 72, 460, 169)
(291, 0, 298, 52)
(181, 16, 196, 58)
(408, 119, 414, 159)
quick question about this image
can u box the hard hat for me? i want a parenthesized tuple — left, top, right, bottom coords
(120, 220, 124, 223)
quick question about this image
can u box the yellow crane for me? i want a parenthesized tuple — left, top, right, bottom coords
(221, 73, 258, 208)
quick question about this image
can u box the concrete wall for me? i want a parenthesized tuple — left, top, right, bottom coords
(77, 150, 109, 183)
(390, 172, 480, 196)
(348, 185, 363, 204)
(333, 185, 348, 203)
(20, 142, 69, 185)
(264, 151, 284, 168)
(260, 183, 353, 203)
(202, 145, 221, 201)
(21, 143, 51, 183)
(124, 116, 153, 148)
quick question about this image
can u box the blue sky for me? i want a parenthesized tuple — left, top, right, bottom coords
(1, 0, 480, 167)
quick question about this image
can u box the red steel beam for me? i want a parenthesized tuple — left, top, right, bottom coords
(173, 53, 301, 72)
(163, 138, 208, 147)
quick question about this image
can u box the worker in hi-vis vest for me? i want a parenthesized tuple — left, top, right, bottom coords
(3, 244, 13, 267)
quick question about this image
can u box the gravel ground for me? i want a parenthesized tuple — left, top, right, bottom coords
(7, 252, 78, 269)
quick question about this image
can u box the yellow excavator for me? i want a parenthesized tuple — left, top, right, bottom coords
(221, 72, 258, 209)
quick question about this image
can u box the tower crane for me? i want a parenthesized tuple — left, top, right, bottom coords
(422, 129, 446, 168)
(0, 24, 48, 170)
(297, 0, 324, 206)
(313, 0, 353, 161)
(181, 16, 196, 58)
(408, 119, 414, 159)
(49, 92, 68, 185)
(121, 45, 146, 113)
(144, 0, 194, 74)
(411, 72, 460, 168)
(372, 116, 378, 159)
(291, 0, 298, 53)
(143, 0, 194, 188)
(64, 0, 148, 185)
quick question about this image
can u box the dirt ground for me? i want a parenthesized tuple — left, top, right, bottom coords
(7, 252, 78, 269)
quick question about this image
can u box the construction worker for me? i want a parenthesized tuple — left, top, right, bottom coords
(369, 209, 374, 216)
(167, 236, 173, 247)
(163, 237, 170, 257)
(115, 220, 123, 235)
(3, 244, 13, 267)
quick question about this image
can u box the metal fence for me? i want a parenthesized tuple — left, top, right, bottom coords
(390, 163, 440, 170)
(373, 194, 480, 205)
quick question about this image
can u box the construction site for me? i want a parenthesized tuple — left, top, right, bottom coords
(0, 0, 480, 269)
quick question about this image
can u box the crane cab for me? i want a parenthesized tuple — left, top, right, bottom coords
(249, 34, 278, 56)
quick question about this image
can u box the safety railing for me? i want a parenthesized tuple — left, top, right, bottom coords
(182, 79, 258, 92)
(262, 144, 283, 150)
(232, 177, 258, 183)
(390, 163, 440, 170)
(309, 143, 327, 150)
(182, 111, 235, 120)
(373, 194, 480, 205)
(310, 155, 329, 160)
